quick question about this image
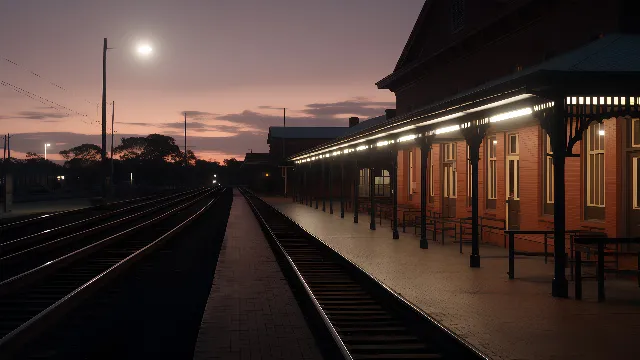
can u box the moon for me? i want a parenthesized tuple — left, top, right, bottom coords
(137, 44, 153, 55)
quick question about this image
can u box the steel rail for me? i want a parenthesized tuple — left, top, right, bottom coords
(0, 188, 226, 357)
(0, 188, 218, 295)
(241, 187, 490, 360)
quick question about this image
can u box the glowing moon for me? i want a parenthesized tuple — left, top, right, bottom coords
(137, 44, 153, 55)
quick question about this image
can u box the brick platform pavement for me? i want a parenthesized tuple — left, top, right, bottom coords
(192, 190, 323, 360)
(264, 196, 640, 360)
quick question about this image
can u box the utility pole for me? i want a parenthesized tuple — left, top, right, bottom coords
(2, 135, 6, 161)
(111, 101, 115, 185)
(101, 37, 108, 198)
(6, 133, 11, 159)
(184, 112, 188, 167)
(282, 108, 287, 198)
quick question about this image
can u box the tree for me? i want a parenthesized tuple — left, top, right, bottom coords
(174, 149, 198, 166)
(25, 152, 43, 160)
(114, 134, 181, 162)
(114, 137, 147, 160)
(223, 158, 241, 168)
(59, 144, 101, 167)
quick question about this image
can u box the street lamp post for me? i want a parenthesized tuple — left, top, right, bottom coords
(44, 143, 50, 160)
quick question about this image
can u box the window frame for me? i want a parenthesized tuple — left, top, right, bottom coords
(543, 132, 555, 215)
(506, 133, 520, 201)
(486, 135, 497, 209)
(585, 122, 606, 220)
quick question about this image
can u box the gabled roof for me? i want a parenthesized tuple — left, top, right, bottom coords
(393, 0, 433, 72)
(268, 127, 349, 140)
(290, 34, 640, 161)
(242, 152, 271, 165)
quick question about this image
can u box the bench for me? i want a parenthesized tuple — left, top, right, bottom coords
(574, 237, 640, 302)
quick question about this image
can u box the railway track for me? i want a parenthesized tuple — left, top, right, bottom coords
(0, 187, 211, 282)
(0, 187, 227, 358)
(241, 188, 489, 360)
(0, 188, 195, 243)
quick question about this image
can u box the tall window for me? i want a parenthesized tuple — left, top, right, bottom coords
(443, 143, 457, 199)
(506, 134, 520, 200)
(429, 157, 434, 202)
(543, 133, 555, 214)
(487, 136, 497, 209)
(359, 168, 368, 197)
(586, 122, 605, 219)
(375, 170, 391, 197)
(633, 118, 640, 147)
(408, 150, 416, 197)
(467, 145, 472, 207)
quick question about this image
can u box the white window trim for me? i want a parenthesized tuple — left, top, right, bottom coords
(634, 157, 640, 209)
(633, 118, 640, 148)
(488, 137, 497, 200)
(545, 134, 554, 204)
(586, 124, 605, 207)
(429, 163, 434, 197)
(467, 145, 472, 203)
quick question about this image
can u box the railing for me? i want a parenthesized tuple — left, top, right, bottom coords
(574, 237, 640, 302)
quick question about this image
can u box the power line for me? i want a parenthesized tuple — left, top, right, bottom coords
(1, 80, 96, 126)
(1, 56, 99, 107)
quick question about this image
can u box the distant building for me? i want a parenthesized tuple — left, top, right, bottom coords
(239, 152, 277, 193)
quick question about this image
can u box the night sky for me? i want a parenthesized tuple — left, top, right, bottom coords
(0, 0, 423, 162)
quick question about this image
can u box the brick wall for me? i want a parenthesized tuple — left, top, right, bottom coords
(388, 119, 624, 252)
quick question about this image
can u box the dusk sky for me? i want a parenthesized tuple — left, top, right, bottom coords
(0, 0, 423, 162)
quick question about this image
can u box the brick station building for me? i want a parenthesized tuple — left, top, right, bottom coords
(289, 0, 640, 298)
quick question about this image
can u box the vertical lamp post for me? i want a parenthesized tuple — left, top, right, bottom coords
(44, 143, 51, 160)
(101, 38, 152, 198)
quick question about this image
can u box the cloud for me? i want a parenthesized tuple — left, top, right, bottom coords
(215, 110, 344, 128)
(179, 110, 219, 120)
(300, 99, 394, 118)
(0, 110, 70, 121)
(215, 97, 391, 131)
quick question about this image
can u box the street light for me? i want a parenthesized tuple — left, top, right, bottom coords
(102, 38, 152, 198)
(44, 143, 50, 160)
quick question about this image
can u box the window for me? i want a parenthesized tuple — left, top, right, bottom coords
(443, 143, 457, 199)
(467, 145, 472, 207)
(408, 150, 416, 196)
(444, 143, 456, 161)
(586, 122, 605, 219)
(359, 168, 368, 197)
(543, 133, 554, 215)
(429, 162, 435, 200)
(506, 134, 520, 200)
(487, 136, 497, 209)
(451, 0, 465, 33)
(634, 157, 640, 210)
(375, 170, 391, 197)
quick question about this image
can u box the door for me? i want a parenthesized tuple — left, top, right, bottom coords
(506, 134, 520, 230)
(627, 152, 640, 237)
(442, 143, 457, 218)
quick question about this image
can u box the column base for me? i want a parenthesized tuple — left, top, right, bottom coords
(354, 218, 358, 224)
(340, 212, 344, 219)
(420, 238, 429, 249)
(370, 223, 376, 230)
(470, 254, 481, 268)
(392, 230, 399, 239)
(552, 277, 569, 298)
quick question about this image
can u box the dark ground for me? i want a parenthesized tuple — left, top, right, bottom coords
(18, 192, 233, 359)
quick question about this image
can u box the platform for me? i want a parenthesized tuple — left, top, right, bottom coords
(0, 198, 92, 219)
(192, 190, 322, 360)
(264, 196, 640, 360)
